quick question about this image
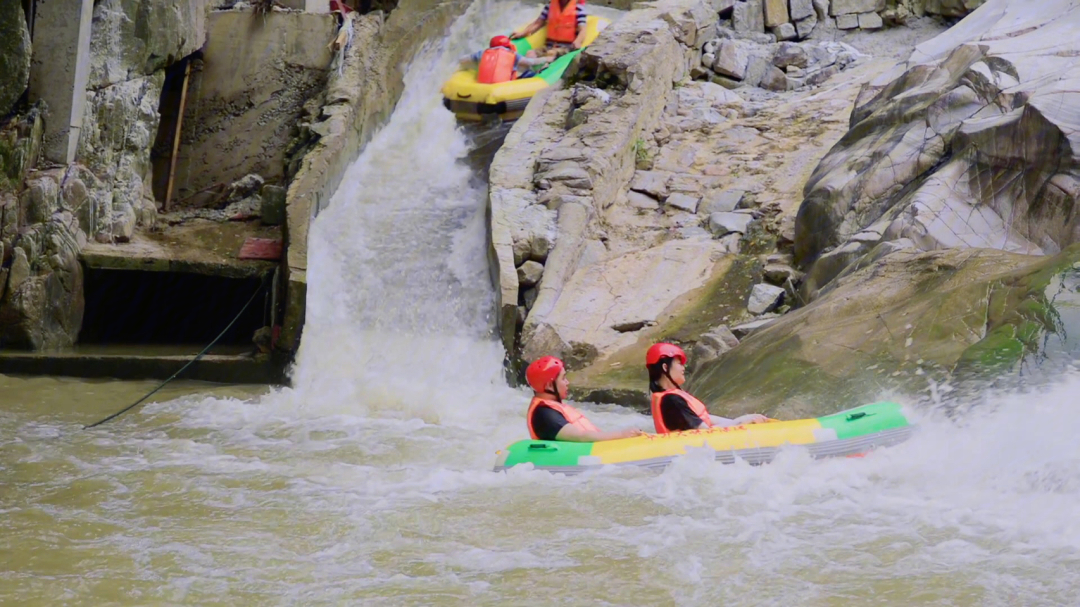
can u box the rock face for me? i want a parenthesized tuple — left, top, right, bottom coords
(88, 0, 208, 89)
(0, 2, 31, 116)
(690, 246, 1080, 419)
(77, 73, 165, 241)
(796, 0, 1080, 299)
(72, 0, 210, 242)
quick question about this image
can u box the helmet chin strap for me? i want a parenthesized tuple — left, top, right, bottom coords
(663, 361, 682, 390)
(548, 381, 563, 403)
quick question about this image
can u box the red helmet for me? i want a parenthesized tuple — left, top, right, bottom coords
(646, 343, 686, 367)
(490, 35, 513, 49)
(526, 356, 565, 393)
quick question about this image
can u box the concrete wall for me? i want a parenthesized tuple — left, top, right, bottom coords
(29, 0, 94, 164)
(171, 10, 337, 204)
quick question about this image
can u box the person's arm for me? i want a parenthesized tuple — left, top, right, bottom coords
(517, 55, 552, 68)
(555, 424, 644, 442)
(511, 16, 546, 39)
(458, 50, 480, 67)
(571, 6, 588, 48)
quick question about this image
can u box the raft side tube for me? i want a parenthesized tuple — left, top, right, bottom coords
(493, 402, 915, 474)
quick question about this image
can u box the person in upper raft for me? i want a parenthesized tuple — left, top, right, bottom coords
(510, 0, 588, 59)
(526, 356, 645, 442)
(646, 342, 771, 434)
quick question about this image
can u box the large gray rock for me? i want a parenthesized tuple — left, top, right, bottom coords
(0, 218, 84, 350)
(924, 0, 987, 16)
(0, 2, 31, 116)
(790, 0, 816, 20)
(689, 247, 1080, 420)
(713, 40, 752, 80)
(76, 73, 164, 240)
(517, 260, 545, 288)
(88, 0, 209, 89)
(709, 211, 754, 235)
(747, 283, 785, 314)
(830, 0, 885, 15)
(700, 189, 745, 214)
(796, 0, 1080, 297)
(733, 0, 766, 33)
(763, 0, 790, 27)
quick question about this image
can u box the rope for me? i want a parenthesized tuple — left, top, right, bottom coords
(83, 275, 268, 430)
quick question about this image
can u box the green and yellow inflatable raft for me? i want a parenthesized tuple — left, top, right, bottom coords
(441, 15, 611, 122)
(493, 401, 914, 474)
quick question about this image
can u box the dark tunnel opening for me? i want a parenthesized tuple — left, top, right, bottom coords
(79, 268, 267, 349)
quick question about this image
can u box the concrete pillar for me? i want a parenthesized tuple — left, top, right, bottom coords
(29, 0, 94, 165)
(279, 0, 331, 11)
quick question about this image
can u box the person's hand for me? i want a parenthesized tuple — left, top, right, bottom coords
(572, 40, 582, 50)
(734, 414, 770, 425)
(510, 30, 524, 39)
(620, 428, 645, 439)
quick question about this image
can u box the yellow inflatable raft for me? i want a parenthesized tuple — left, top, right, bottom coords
(441, 16, 610, 122)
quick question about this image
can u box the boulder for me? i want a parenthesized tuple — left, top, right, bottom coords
(689, 247, 1080, 419)
(702, 325, 740, 351)
(795, 13, 819, 38)
(760, 65, 789, 91)
(858, 11, 883, 29)
(790, 0, 815, 21)
(836, 13, 860, 28)
(666, 192, 701, 213)
(764, 263, 803, 285)
(628, 190, 661, 210)
(773, 43, 810, 69)
(713, 40, 752, 80)
(709, 211, 754, 235)
(0, 219, 84, 350)
(763, 0, 790, 27)
(924, 0, 986, 16)
(518, 260, 545, 288)
(21, 177, 61, 224)
(747, 283, 785, 314)
(630, 170, 671, 199)
(829, 0, 885, 15)
(0, 1, 31, 116)
(773, 22, 797, 41)
(697, 81, 744, 107)
(733, 0, 766, 33)
(795, 0, 1080, 297)
(701, 189, 745, 214)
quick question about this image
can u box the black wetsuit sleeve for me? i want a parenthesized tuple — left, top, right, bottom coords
(660, 394, 706, 432)
(531, 406, 569, 441)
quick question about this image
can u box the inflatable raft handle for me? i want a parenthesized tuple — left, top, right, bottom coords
(528, 443, 558, 451)
(846, 412, 871, 421)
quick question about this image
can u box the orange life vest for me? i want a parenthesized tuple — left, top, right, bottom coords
(477, 48, 517, 84)
(527, 396, 599, 440)
(650, 389, 713, 434)
(546, 0, 579, 44)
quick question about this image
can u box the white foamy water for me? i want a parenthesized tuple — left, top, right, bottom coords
(4, 3, 1080, 604)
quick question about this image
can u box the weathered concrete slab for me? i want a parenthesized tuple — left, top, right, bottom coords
(174, 10, 337, 200)
(81, 222, 279, 278)
(0, 351, 285, 384)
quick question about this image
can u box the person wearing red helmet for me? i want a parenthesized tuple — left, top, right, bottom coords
(457, 35, 552, 84)
(526, 356, 645, 442)
(511, 0, 588, 59)
(646, 342, 769, 433)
